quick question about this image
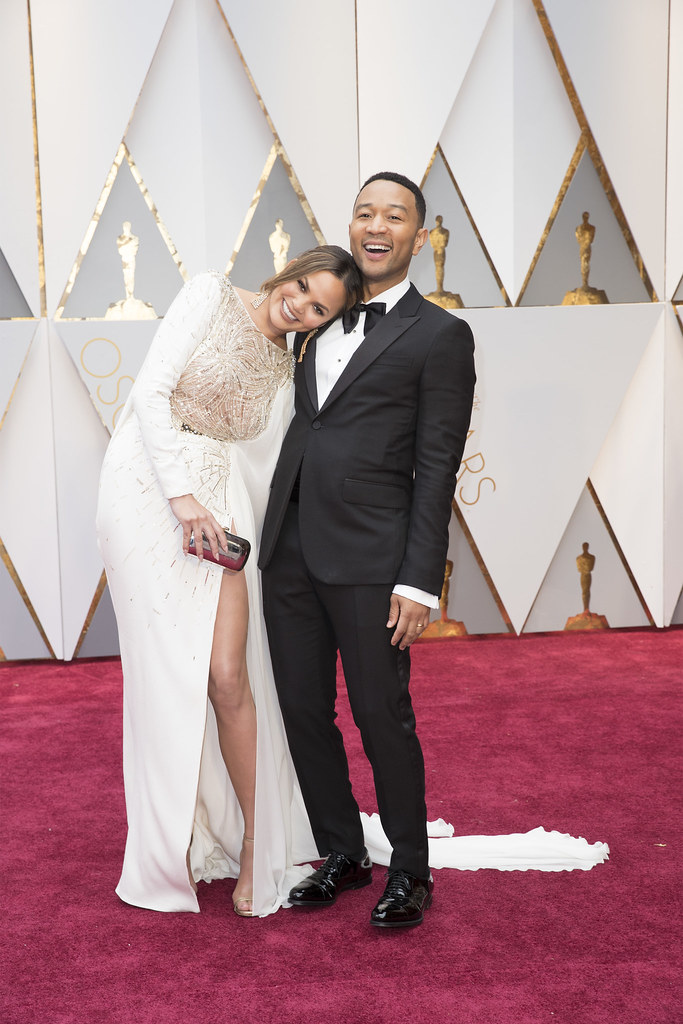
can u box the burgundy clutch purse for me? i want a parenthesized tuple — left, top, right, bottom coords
(188, 528, 251, 572)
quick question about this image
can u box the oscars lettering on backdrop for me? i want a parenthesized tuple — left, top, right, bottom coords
(564, 542, 609, 630)
(457, 403, 496, 507)
(105, 221, 157, 320)
(269, 218, 291, 274)
(79, 336, 133, 432)
(562, 212, 609, 305)
(419, 560, 468, 638)
(424, 215, 463, 309)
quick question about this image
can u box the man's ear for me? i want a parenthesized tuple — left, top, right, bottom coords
(412, 227, 429, 257)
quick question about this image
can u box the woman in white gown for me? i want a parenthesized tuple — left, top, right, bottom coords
(96, 246, 363, 918)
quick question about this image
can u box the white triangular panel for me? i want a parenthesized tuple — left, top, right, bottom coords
(57, 321, 160, 434)
(458, 302, 661, 633)
(357, 0, 495, 187)
(50, 326, 111, 659)
(590, 309, 667, 625)
(0, 321, 37, 425)
(31, 0, 173, 314)
(0, 0, 40, 314)
(664, 310, 683, 622)
(126, 0, 273, 276)
(666, 0, 683, 299)
(0, 322, 62, 655)
(219, 0, 358, 245)
(543, 0, 668, 299)
(440, 0, 578, 300)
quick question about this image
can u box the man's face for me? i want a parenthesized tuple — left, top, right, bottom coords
(349, 179, 428, 298)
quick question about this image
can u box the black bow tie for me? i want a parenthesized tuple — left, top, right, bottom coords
(342, 301, 387, 335)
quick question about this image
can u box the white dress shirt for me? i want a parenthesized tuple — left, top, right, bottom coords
(314, 277, 439, 610)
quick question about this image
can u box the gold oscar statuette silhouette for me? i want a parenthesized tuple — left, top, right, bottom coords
(564, 542, 609, 630)
(418, 559, 467, 639)
(562, 212, 608, 305)
(105, 221, 157, 320)
(424, 215, 463, 310)
(269, 218, 291, 274)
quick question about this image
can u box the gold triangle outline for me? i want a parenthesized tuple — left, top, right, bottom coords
(0, 537, 56, 658)
(71, 570, 109, 659)
(674, 304, 683, 336)
(530, 0, 657, 304)
(27, 0, 47, 318)
(54, 142, 188, 321)
(671, 270, 683, 306)
(215, 1, 326, 274)
(515, 133, 585, 306)
(451, 499, 516, 634)
(421, 145, 512, 307)
(223, 141, 326, 277)
(519, 478, 656, 633)
(585, 478, 655, 626)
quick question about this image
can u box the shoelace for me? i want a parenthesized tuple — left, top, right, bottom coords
(381, 870, 412, 901)
(319, 851, 350, 878)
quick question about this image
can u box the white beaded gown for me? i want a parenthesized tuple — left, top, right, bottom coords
(97, 272, 318, 916)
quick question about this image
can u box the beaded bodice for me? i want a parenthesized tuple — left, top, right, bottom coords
(169, 274, 294, 442)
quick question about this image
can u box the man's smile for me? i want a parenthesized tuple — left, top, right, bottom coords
(363, 241, 392, 258)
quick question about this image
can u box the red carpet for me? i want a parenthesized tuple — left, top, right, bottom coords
(1, 629, 680, 1023)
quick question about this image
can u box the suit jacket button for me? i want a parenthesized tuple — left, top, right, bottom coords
(312, 420, 322, 429)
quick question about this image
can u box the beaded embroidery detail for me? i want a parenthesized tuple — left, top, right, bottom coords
(170, 273, 294, 443)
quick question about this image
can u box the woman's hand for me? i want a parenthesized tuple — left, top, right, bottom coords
(169, 494, 226, 561)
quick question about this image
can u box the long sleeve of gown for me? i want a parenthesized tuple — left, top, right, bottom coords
(128, 273, 223, 501)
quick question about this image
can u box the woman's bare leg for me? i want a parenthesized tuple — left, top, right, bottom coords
(207, 568, 256, 912)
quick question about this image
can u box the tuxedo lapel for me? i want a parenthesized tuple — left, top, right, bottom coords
(318, 285, 423, 413)
(303, 331, 319, 410)
(296, 317, 334, 412)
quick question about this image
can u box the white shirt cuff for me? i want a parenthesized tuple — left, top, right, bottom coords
(392, 584, 440, 609)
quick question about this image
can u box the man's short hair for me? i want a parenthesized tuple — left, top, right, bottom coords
(357, 171, 426, 227)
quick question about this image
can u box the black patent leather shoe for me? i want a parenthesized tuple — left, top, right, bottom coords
(370, 869, 434, 928)
(288, 850, 372, 907)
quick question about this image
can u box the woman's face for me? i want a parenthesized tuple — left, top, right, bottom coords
(267, 270, 347, 335)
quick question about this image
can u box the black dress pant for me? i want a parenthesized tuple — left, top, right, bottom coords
(262, 501, 429, 879)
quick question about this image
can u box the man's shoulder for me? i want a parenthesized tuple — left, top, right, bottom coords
(409, 290, 473, 342)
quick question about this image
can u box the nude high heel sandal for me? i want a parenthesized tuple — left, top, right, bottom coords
(233, 835, 255, 918)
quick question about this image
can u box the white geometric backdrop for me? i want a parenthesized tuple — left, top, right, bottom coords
(1, 0, 681, 659)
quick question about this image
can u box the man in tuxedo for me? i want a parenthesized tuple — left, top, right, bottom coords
(259, 172, 475, 927)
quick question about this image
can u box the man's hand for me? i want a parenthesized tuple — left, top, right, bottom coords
(386, 594, 430, 650)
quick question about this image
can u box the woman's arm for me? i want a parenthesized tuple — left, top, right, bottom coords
(131, 272, 228, 558)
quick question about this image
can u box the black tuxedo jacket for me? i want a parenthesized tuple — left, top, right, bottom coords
(258, 283, 476, 596)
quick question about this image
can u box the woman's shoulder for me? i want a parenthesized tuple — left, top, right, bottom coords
(184, 270, 231, 296)
(170, 271, 232, 317)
